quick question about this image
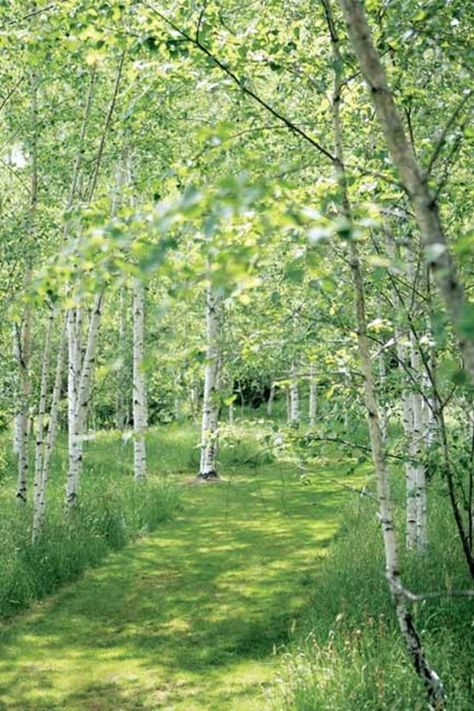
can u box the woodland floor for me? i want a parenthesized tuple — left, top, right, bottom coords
(0, 461, 349, 710)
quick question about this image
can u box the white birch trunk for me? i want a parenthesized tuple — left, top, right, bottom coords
(189, 382, 199, 424)
(410, 340, 428, 552)
(339, 0, 474, 387)
(33, 311, 54, 513)
(198, 285, 221, 479)
(132, 278, 147, 481)
(267, 382, 276, 417)
(309, 363, 317, 426)
(289, 364, 300, 424)
(323, 4, 444, 703)
(14, 312, 32, 503)
(32, 323, 66, 542)
(66, 307, 82, 508)
(115, 288, 128, 430)
(66, 292, 104, 507)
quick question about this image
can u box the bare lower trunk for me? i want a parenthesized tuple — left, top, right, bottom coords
(33, 311, 54, 515)
(289, 363, 300, 425)
(410, 340, 428, 552)
(14, 310, 32, 503)
(32, 322, 66, 542)
(198, 285, 221, 480)
(309, 363, 317, 426)
(132, 278, 147, 481)
(66, 307, 82, 508)
(66, 293, 104, 508)
(115, 288, 128, 429)
(267, 382, 276, 417)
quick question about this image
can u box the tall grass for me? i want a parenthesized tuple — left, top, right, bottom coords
(0, 419, 270, 622)
(0, 429, 181, 620)
(269, 475, 474, 710)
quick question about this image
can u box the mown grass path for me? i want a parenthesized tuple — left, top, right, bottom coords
(0, 464, 348, 710)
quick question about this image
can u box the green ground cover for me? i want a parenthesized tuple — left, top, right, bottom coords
(0, 423, 351, 709)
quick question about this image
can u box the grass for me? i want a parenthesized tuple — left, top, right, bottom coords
(268, 473, 474, 710)
(0, 420, 355, 709)
(0, 431, 180, 621)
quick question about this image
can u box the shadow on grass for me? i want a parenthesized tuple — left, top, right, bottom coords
(0, 464, 348, 710)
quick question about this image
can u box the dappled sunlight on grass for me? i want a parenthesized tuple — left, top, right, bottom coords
(0, 454, 356, 710)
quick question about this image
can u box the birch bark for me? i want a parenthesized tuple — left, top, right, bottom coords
(132, 278, 147, 481)
(338, 0, 474, 384)
(309, 362, 317, 426)
(289, 363, 300, 424)
(33, 310, 54, 513)
(322, 4, 444, 705)
(267, 382, 276, 417)
(198, 284, 221, 480)
(32, 322, 66, 542)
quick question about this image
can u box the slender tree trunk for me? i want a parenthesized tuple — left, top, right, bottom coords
(32, 322, 66, 542)
(289, 363, 300, 424)
(66, 293, 105, 507)
(338, 0, 474, 384)
(309, 362, 317, 426)
(189, 381, 200, 423)
(410, 339, 428, 552)
(33, 310, 54, 514)
(13, 315, 32, 503)
(66, 307, 82, 508)
(198, 284, 221, 480)
(132, 278, 147, 481)
(115, 288, 128, 429)
(267, 382, 276, 417)
(322, 4, 444, 706)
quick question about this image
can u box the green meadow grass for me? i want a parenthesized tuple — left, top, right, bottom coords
(269, 476, 474, 710)
(0, 421, 353, 709)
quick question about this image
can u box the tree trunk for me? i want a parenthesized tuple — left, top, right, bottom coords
(267, 382, 276, 417)
(289, 363, 300, 424)
(66, 293, 104, 508)
(14, 307, 32, 503)
(132, 278, 147, 481)
(410, 338, 428, 552)
(309, 362, 317, 426)
(322, 4, 444, 706)
(33, 310, 54, 515)
(32, 321, 66, 542)
(115, 288, 128, 429)
(338, 0, 474, 384)
(198, 284, 221, 480)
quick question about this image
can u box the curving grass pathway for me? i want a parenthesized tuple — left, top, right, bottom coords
(0, 463, 349, 710)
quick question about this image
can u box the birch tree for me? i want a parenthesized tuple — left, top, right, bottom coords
(132, 278, 147, 481)
(198, 283, 222, 480)
(337, 0, 474, 383)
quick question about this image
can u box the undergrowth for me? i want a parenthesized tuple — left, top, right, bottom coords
(0, 430, 181, 620)
(269, 475, 474, 710)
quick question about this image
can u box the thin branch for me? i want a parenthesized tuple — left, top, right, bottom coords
(425, 89, 473, 178)
(144, 2, 337, 164)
